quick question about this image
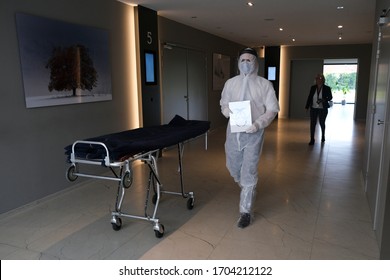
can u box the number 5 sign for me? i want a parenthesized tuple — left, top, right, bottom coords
(147, 31, 153, 45)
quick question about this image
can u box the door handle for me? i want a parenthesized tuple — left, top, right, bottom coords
(378, 119, 385, 125)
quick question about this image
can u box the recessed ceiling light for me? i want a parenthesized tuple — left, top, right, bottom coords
(337, 6, 344, 10)
(247, 2, 254, 7)
(279, 28, 283, 31)
(292, 39, 296, 42)
(338, 34, 342, 40)
(338, 25, 343, 29)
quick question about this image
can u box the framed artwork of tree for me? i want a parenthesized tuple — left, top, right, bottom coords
(15, 13, 112, 108)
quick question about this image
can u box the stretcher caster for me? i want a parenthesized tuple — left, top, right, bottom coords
(122, 171, 133, 189)
(154, 223, 164, 238)
(111, 217, 122, 231)
(66, 165, 78, 182)
(187, 197, 194, 210)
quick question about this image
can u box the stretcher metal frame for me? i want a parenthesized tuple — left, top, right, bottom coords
(65, 136, 203, 238)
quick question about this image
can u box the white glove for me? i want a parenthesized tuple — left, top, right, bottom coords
(245, 123, 259, 133)
(222, 107, 232, 118)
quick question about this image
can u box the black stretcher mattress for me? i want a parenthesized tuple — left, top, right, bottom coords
(65, 115, 210, 162)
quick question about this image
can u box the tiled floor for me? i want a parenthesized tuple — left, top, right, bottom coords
(0, 104, 380, 259)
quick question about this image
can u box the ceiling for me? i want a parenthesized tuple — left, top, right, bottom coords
(119, 0, 378, 47)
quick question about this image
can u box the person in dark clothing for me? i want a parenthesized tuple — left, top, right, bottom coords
(305, 74, 333, 145)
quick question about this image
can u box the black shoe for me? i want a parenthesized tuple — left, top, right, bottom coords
(308, 140, 315, 145)
(321, 137, 325, 142)
(237, 213, 251, 228)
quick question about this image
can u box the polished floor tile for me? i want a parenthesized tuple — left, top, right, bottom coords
(0, 104, 380, 259)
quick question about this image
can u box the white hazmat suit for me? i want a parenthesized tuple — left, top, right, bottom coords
(220, 48, 280, 228)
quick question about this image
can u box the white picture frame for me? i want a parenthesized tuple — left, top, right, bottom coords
(229, 100, 252, 133)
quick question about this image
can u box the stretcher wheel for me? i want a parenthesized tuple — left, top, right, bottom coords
(154, 224, 164, 238)
(111, 217, 122, 231)
(66, 165, 78, 182)
(122, 171, 132, 189)
(187, 197, 194, 210)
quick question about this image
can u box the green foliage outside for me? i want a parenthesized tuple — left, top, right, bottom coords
(324, 72, 356, 96)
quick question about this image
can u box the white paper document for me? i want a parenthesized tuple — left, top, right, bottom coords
(229, 100, 252, 133)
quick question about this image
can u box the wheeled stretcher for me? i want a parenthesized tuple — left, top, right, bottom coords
(64, 115, 210, 238)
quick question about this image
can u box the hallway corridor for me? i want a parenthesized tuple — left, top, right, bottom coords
(0, 104, 379, 259)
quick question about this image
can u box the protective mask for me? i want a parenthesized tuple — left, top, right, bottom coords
(239, 60, 254, 75)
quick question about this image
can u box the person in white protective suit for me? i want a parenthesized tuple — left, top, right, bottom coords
(220, 47, 280, 228)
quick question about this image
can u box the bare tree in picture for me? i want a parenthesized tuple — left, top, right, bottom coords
(46, 44, 98, 96)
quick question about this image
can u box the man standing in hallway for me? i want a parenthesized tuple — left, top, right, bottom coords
(305, 73, 333, 145)
(220, 48, 280, 228)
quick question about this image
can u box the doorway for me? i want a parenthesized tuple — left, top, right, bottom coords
(323, 59, 358, 105)
(323, 59, 358, 121)
(161, 44, 208, 124)
(289, 59, 357, 120)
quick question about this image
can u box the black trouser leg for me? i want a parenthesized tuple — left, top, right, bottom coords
(310, 108, 319, 141)
(318, 109, 328, 141)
